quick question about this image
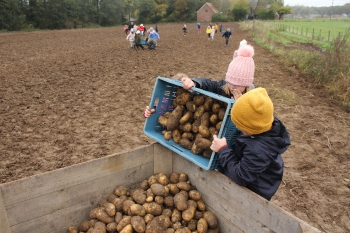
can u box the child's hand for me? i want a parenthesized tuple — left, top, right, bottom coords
(181, 77, 195, 90)
(232, 89, 243, 100)
(143, 106, 155, 118)
(210, 135, 228, 152)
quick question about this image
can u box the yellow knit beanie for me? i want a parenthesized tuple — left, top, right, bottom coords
(231, 87, 274, 135)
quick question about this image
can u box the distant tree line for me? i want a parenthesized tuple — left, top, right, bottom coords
(0, 0, 205, 31)
(289, 4, 350, 17)
(0, 0, 294, 31)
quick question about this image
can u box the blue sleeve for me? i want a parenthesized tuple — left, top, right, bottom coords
(219, 146, 271, 186)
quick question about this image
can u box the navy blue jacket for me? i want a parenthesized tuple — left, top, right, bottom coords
(218, 117, 290, 200)
(222, 31, 232, 38)
(192, 78, 230, 97)
(192, 78, 254, 99)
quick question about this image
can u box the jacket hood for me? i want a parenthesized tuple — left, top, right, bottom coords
(258, 117, 290, 154)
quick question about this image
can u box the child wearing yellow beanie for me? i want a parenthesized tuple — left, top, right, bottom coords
(210, 88, 291, 200)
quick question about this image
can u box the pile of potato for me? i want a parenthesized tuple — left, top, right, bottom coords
(158, 88, 227, 158)
(67, 172, 219, 233)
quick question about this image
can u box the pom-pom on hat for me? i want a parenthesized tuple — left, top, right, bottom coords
(239, 39, 247, 47)
(226, 44, 255, 86)
(231, 87, 274, 135)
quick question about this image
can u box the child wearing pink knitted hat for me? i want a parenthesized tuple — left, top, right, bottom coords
(181, 44, 255, 100)
(225, 44, 255, 98)
(143, 45, 255, 117)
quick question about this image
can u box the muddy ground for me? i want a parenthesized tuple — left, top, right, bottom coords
(0, 22, 349, 232)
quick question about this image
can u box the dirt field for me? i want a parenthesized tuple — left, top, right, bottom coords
(0, 22, 349, 232)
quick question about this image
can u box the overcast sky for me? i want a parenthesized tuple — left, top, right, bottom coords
(283, 0, 349, 7)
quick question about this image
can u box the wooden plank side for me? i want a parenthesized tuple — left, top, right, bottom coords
(173, 155, 267, 233)
(173, 154, 321, 233)
(0, 145, 154, 207)
(202, 172, 321, 233)
(153, 143, 173, 176)
(10, 162, 153, 233)
(205, 205, 244, 233)
(0, 189, 12, 233)
(7, 161, 153, 227)
(11, 199, 92, 233)
(196, 181, 267, 232)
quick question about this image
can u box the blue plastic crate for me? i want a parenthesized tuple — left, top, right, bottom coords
(144, 77, 239, 170)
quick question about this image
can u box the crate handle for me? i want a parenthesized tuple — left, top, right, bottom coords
(171, 144, 185, 153)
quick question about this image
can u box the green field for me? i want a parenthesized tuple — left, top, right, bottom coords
(271, 20, 350, 41)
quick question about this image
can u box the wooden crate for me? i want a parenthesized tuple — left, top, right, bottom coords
(0, 143, 321, 233)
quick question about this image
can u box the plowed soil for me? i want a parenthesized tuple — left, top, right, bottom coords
(0, 22, 349, 233)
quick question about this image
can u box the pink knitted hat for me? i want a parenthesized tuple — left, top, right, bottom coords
(225, 45, 255, 86)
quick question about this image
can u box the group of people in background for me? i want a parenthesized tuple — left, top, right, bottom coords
(181, 22, 233, 46)
(202, 22, 232, 46)
(124, 21, 235, 50)
(125, 22, 160, 50)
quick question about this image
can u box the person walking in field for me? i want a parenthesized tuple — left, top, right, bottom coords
(206, 25, 211, 41)
(214, 23, 219, 33)
(128, 22, 134, 32)
(210, 26, 215, 41)
(143, 25, 147, 37)
(139, 24, 145, 36)
(196, 22, 201, 34)
(124, 25, 129, 35)
(147, 27, 160, 49)
(134, 30, 145, 50)
(126, 28, 135, 50)
(222, 28, 232, 47)
(183, 24, 188, 36)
